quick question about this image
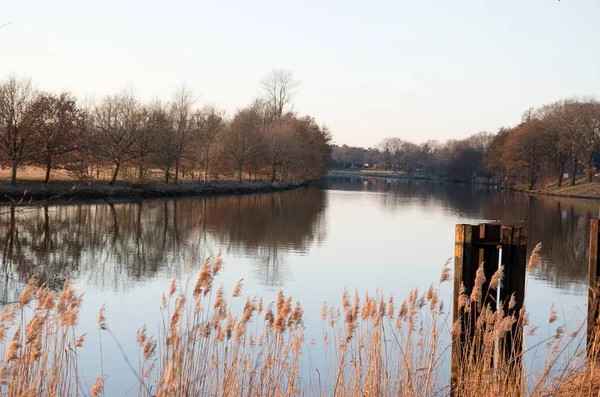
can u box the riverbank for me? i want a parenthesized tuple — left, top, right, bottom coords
(0, 180, 308, 203)
(330, 170, 600, 201)
(328, 169, 435, 180)
(511, 175, 600, 200)
(328, 169, 493, 185)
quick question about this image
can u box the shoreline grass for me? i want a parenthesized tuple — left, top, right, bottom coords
(0, 249, 598, 396)
(331, 170, 600, 201)
(512, 175, 600, 201)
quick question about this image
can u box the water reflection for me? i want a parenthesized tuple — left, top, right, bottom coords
(327, 176, 594, 292)
(0, 188, 328, 300)
(0, 177, 594, 304)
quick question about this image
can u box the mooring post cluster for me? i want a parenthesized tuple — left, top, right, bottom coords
(450, 218, 600, 395)
(451, 223, 527, 395)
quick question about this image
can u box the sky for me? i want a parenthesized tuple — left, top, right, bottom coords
(1, 0, 599, 147)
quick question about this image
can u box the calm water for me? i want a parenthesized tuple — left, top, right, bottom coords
(0, 176, 595, 393)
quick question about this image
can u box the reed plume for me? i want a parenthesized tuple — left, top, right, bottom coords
(0, 252, 591, 397)
(528, 242, 543, 272)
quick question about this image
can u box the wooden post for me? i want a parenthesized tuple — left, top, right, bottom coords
(499, 226, 527, 376)
(451, 224, 477, 391)
(479, 223, 502, 311)
(588, 219, 600, 357)
(499, 226, 528, 313)
(451, 223, 527, 395)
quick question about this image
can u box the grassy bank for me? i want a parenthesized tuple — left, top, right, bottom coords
(0, 180, 307, 203)
(0, 249, 598, 396)
(330, 170, 600, 201)
(512, 175, 600, 200)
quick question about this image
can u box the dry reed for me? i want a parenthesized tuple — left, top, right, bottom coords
(0, 251, 594, 396)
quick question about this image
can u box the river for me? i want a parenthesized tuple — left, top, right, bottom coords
(0, 176, 594, 394)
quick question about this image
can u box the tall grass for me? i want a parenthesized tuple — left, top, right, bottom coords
(0, 249, 598, 396)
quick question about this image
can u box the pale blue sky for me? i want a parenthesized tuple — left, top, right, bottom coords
(1, 0, 598, 147)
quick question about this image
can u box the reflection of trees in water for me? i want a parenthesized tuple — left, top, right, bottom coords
(203, 189, 327, 287)
(1, 205, 84, 303)
(0, 188, 327, 295)
(530, 198, 593, 290)
(327, 176, 494, 218)
(481, 194, 594, 291)
(328, 176, 593, 291)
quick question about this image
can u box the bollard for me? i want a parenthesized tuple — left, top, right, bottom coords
(588, 219, 600, 357)
(451, 223, 527, 395)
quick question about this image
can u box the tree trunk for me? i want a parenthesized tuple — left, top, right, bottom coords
(237, 167, 243, 182)
(44, 155, 52, 184)
(271, 162, 277, 182)
(10, 158, 17, 186)
(589, 156, 595, 183)
(558, 162, 565, 187)
(529, 156, 536, 190)
(165, 165, 170, 183)
(138, 165, 144, 183)
(109, 161, 120, 185)
(528, 169, 534, 190)
(175, 158, 180, 184)
(204, 155, 210, 185)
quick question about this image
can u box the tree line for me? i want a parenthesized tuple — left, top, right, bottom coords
(0, 69, 332, 185)
(331, 132, 494, 182)
(332, 98, 600, 189)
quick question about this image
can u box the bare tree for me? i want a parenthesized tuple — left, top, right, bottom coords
(27, 92, 83, 183)
(378, 138, 405, 171)
(485, 128, 511, 186)
(170, 84, 194, 183)
(223, 107, 264, 182)
(502, 121, 543, 190)
(140, 100, 176, 183)
(261, 69, 298, 121)
(400, 141, 422, 178)
(92, 91, 145, 185)
(292, 116, 332, 180)
(73, 95, 102, 179)
(130, 103, 162, 182)
(192, 105, 226, 184)
(556, 99, 586, 186)
(264, 117, 299, 181)
(466, 131, 494, 155)
(420, 140, 443, 176)
(0, 76, 35, 185)
(536, 102, 571, 187)
(579, 100, 600, 182)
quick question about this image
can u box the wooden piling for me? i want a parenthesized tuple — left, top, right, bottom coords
(499, 226, 527, 373)
(451, 224, 476, 391)
(451, 223, 527, 395)
(479, 223, 502, 310)
(588, 219, 600, 357)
